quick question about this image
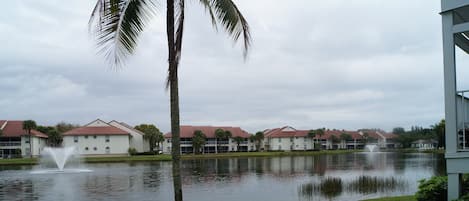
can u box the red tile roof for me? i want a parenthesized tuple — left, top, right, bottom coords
(360, 130, 384, 139)
(0, 120, 48, 138)
(381, 132, 398, 139)
(63, 126, 129, 136)
(165, 125, 250, 138)
(264, 127, 364, 140)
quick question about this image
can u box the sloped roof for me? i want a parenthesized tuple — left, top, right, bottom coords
(0, 120, 48, 138)
(264, 127, 363, 140)
(325, 130, 363, 140)
(381, 133, 398, 139)
(63, 126, 128, 136)
(108, 120, 145, 135)
(165, 125, 250, 138)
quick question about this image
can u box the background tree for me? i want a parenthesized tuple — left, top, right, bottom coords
(307, 130, 316, 150)
(56, 122, 79, 133)
(392, 127, 406, 135)
(233, 136, 244, 152)
(22, 120, 37, 158)
(135, 124, 162, 152)
(254, 131, 264, 151)
(47, 130, 63, 147)
(431, 119, 445, 148)
(89, 0, 251, 200)
(192, 130, 206, 154)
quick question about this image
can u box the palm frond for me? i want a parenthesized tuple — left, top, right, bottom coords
(198, 0, 217, 28)
(201, 0, 252, 58)
(89, 0, 156, 67)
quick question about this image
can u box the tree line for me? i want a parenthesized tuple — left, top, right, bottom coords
(392, 119, 445, 148)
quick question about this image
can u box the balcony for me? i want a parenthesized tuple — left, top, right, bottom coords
(456, 90, 469, 151)
(0, 142, 21, 147)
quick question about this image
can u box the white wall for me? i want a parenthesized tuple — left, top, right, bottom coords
(63, 135, 130, 155)
(109, 121, 149, 153)
(21, 136, 47, 157)
(162, 137, 256, 154)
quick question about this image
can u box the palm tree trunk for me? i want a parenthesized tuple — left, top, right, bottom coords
(167, 0, 182, 200)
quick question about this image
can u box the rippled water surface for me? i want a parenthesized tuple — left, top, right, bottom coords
(0, 152, 445, 201)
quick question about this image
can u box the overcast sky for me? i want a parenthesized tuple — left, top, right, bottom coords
(1, 0, 459, 133)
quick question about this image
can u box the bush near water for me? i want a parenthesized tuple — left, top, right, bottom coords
(416, 175, 469, 201)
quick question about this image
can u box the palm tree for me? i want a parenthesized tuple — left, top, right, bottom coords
(156, 132, 165, 152)
(316, 128, 325, 150)
(307, 130, 316, 150)
(233, 136, 244, 152)
(22, 120, 37, 158)
(214, 128, 225, 153)
(192, 130, 206, 154)
(224, 130, 232, 152)
(89, 1, 250, 200)
(339, 133, 351, 149)
(254, 131, 264, 151)
(249, 135, 256, 151)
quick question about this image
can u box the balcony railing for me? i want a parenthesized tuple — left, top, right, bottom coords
(0, 142, 21, 146)
(457, 90, 469, 151)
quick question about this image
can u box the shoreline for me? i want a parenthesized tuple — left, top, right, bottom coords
(0, 149, 443, 166)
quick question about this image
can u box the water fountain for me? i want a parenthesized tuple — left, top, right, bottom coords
(31, 146, 92, 174)
(364, 144, 379, 152)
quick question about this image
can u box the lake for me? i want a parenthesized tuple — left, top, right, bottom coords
(0, 152, 445, 201)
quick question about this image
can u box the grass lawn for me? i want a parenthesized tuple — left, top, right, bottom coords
(361, 195, 416, 201)
(0, 149, 360, 165)
(0, 158, 38, 165)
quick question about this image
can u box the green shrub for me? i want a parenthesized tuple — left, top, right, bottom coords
(416, 176, 448, 201)
(127, 148, 137, 155)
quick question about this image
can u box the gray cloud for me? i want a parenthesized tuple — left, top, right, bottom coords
(0, 0, 446, 133)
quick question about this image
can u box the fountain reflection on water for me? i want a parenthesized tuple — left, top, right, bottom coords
(30, 146, 92, 174)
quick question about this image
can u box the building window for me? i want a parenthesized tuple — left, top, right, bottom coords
(93, 135, 97, 139)
(105, 136, 110, 142)
(25, 136, 30, 143)
(105, 147, 110, 154)
(74, 136, 78, 143)
(85, 136, 88, 139)
(93, 147, 97, 151)
(278, 145, 282, 150)
(278, 138, 281, 142)
(85, 147, 89, 151)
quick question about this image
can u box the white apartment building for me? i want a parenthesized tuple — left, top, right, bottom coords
(163, 125, 255, 154)
(63, 119, 145, 155)
(0, 120, 48, 158)
(263, 126, 399, 151)
(108, 120, 150, 153)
